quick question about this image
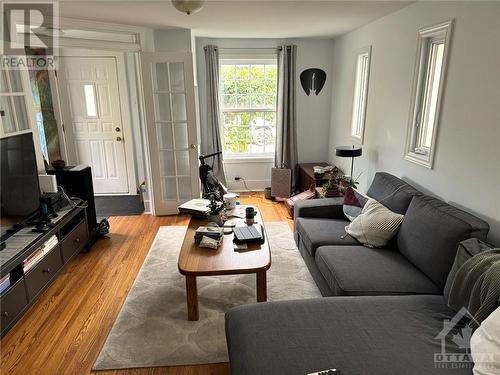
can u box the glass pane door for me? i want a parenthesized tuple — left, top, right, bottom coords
(0, 69, 31, 135)
(153, 61, 192, 203)
(142, 52, 199, 215)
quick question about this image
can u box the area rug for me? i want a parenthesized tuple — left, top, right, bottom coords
(93, 222, 321, 370)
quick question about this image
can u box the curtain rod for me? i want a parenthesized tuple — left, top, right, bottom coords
(216, 47, 281, 51)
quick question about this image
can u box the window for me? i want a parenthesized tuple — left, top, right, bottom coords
(83, 84, 98, 117)
(220, 59, 277, 157)
(350, 46, 371, 144)
(405, 20, 453, 168)
(0, 69, 32, 135)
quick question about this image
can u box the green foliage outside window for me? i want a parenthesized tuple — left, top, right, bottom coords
(221, 63, 277, 154)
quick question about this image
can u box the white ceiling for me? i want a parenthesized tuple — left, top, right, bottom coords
(59, 1, 412, 38)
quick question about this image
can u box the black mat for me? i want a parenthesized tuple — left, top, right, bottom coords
(94, 195, 144, 217)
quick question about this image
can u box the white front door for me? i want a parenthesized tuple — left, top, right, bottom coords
(57, 56, 129, 194)
(141, 52, 200, 215)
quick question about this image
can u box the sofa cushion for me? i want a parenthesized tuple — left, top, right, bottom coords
(295, 217, 359, 256)
(366, 172, 422, 214)
(315, 245, 441, 295)
(225, 295, 471, 375)
(346, 199, 404, 248)
(398, 195, 490, 290)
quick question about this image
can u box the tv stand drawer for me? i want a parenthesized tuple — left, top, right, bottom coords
(61, 220, 88, 263)
(0, 280, 28, 332)
(24, 247, 63, 301)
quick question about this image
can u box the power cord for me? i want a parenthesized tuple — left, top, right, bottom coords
(58, 185, 88, 209)
(234, 177, 280, 206)
(235, 177, 257, 197)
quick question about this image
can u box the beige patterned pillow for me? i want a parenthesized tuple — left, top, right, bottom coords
(346, 198, 404, 248)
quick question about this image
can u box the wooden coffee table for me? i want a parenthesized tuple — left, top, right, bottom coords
(178, 206, 271, 321)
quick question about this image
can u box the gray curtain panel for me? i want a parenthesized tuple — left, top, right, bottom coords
(203, 45, 226, 185)
(275, 45, 298, 189)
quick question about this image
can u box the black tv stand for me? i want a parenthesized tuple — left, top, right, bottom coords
(32, 222, 53, 233)
(0, 205, 90, 337)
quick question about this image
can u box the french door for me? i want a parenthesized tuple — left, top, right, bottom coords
(0, 67, 45, 172)
(141, 52, 200, 215)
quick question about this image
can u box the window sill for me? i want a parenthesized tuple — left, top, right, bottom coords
(223, 155, 275, 164)
(404, 152, 433, 169)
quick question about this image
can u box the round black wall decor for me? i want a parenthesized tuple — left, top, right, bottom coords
(300, 68, 327, 96)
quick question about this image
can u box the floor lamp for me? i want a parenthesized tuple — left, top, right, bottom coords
(335, 146, 362, 183)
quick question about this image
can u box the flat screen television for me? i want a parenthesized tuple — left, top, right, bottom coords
(0, 132, 41, 241)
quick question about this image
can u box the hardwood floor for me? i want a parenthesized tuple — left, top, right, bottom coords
(0, 193, 292, 375)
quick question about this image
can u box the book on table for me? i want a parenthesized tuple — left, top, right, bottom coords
(178, 199, 211, 217)
(194, 226, 224, 244)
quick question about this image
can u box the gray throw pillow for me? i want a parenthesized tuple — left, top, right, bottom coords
(443, 238, 493, 302)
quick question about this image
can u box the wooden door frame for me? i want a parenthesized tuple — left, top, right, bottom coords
(141, 51, 200, 215)
(55, 48, 137, 196)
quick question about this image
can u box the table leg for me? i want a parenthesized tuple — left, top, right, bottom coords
(186, 275, 199, 321)
(256, 270, 267, 302)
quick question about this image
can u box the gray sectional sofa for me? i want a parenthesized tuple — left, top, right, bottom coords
(225, 172, 491, 375)
(294, 172, 489, 297)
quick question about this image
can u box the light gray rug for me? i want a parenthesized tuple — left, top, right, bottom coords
(93, 222, 321, 370)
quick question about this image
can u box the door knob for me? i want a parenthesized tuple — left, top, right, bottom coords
(115, 127, 121, 132)
(190, 144, 196, 149)
(116, 136, 122, 142)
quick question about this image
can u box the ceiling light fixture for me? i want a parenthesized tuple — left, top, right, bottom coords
(171, 0, 205, 15)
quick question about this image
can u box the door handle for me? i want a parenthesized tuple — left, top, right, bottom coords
(116, 136, 122, 142)
(115, 127, 121, 132)
(190, 144, 196, 149)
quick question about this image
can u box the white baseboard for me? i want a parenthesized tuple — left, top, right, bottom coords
(143, 200, 152, 214)
(227, 179, 271, 192)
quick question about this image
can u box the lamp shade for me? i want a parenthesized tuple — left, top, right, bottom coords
(335, 146, 362, 158)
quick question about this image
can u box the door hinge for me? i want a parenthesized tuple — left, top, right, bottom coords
(61, 123, 65, 132)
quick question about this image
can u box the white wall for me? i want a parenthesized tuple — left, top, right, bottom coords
(328, 2, 500, 244)
(154, 29, 193, 52)
(196, 37, 334, 191)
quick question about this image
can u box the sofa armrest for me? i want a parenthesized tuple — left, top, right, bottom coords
(294, 197, 345, 220)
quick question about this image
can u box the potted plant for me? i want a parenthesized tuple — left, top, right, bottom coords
(321, 166, 344, 197)
(338, 172, 362, 193)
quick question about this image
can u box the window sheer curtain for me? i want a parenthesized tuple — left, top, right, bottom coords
(275, 45, 298, 190)
(203, 45, 226, 185)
